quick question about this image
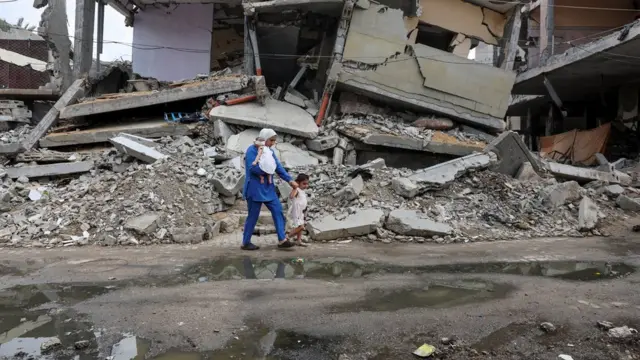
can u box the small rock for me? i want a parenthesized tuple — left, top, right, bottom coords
(608, 326, 637, 338)
(542, 181, 581, 207)
(616, 195, 640, 212)
(578, 196, 599, 231)
(80, 223, 91, 232)
(516, 162, 542, 182)
(17, 175, 29, 184)
(124, 213, 159, 235)
(197, 168, 207, 177)
(603, 184, 624, 197)
(597, 321, 614, 331)
(40, 337, 62, 353)
(392, 178, 419, 198)
(540, 322, 556, 333)
(74, 340, 90, 349)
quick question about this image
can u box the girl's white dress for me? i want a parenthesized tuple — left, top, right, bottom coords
(287, 189, 307, 228)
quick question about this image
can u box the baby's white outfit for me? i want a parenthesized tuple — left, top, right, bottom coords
(287, 189, 308, 228)
(258, 146, 276, 175)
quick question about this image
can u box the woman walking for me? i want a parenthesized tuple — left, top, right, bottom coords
(241, 128, 298, 250)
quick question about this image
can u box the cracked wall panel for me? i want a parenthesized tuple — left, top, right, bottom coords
(417, 0, 506, 45)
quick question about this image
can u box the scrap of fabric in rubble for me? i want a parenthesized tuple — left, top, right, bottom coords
(539, 123, 611, 166)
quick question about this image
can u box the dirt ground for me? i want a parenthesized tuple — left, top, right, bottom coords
(1, 235, 640, 359)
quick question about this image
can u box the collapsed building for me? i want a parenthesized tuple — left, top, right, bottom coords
(3, 0, 640, 248)
(509, 0, 640, 166)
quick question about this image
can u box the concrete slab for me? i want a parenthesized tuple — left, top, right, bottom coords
(60, 76, 248, 119)
(39, 120, 193, 148)
(226, 129, 318, 167)
(547, 162, 632, 186)
(110, 136, 168, 163)
(409, 152, 497, 187)
(485, 131, 540, 177)
(385, 209, 452, 236)
(338, 124, 485, 157)
(306, 208, 384, 241)
(125, 213, 159, 235)
(513, 21, 640, 101)
(210, 99, 319, 139)
(5, 161, 94, 179)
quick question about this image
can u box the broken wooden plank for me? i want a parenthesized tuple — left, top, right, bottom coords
(59, 76, 248, 119)
(5, 161, 94, 179)
(110, 136, 167, 163)
(20, 79, 86, 152)
(39, 120, 193, 148)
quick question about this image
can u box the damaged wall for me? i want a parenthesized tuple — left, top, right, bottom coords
(415, 0, 507, 46)
(132, 4, 213, 81)
(211, 4, 244, 71)
(0, 29, 49, 89)
(338, 2, 515, 131)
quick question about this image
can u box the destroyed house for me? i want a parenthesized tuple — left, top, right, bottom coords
(509, 0, 640, 164)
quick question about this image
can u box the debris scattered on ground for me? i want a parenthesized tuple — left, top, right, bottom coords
(540, 322, 557, 333)
(413, 343, 436, 357)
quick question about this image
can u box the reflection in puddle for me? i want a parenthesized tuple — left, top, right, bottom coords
(179, 257, 634, 283)
(332, 280, 514, 313)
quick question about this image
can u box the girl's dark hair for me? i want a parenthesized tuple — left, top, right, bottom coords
(296, 173, 309, 182)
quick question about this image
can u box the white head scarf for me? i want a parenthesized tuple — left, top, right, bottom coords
(258, 128, 277, 144)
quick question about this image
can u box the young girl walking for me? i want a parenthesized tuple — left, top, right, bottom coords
(286, 173, 310, 246)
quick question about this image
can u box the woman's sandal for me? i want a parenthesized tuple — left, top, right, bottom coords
(277, 240, 294, 249)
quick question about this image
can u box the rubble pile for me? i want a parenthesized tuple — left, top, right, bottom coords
(288, 160, 629, 244)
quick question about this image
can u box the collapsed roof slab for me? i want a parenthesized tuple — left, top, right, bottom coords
(338, 3, 515, 132)
(209, 99, 319, 139)
(59, 76, 249, 119)
(513, 21, 640, 100)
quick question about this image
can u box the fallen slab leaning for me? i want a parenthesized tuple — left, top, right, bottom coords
(546, 162, 631, 186)
(409, 152, 498, 187)
(5, 161, 94, 179)
(60, 76, 248, 119)
(209, 99, 319, 139)
(110, 136, 168, 163)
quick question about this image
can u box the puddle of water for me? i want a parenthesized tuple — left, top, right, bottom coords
(331, 280, 513, 313)
(208, 324, 342, 360)
(178, 257, 634, 283)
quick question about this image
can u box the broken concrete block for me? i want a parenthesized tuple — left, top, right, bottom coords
(284, 91, 306, 108)
(276, 143, 319, 168)
(209, 99, 319, 139)
(220, 214, 240, 233)
(485, 131, 540, 177)
(392, 178, 419, 198)
(213, 119, 235, 145)
(307, 209, 384, 241)
(205, 221, 221, 239)
(603, 184, 625, 197)
(333, 175, 364, 201)
(110, 136, 168, 163)
(547, 162, 631, 186)
(308, 151, 329, 164)
(360, 158, 386, 170)
(616, 195, 640, 212)
(516, 162, 542, 182)
(170, 226, 206, 244)
(305, 136, 339, 152)
(386, 209, 453, 236)
(578, 196, 599, 231)
(117, 133, 157, 148)
(5, 161, 94, 179)
(344, 150, 357, 166)
(333, 147, 345, 165)
(125, 213, 159, 235)
(595, 153, 609, 166)
(409, 152, 497, 188)
(542, 181, 581, 207)
(210, 168, 245, 197)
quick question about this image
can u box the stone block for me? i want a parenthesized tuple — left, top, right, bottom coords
(306, 209, 384, 241)
(333, 175, 364, 201)
(359, 158, 386, 170)
(210, 168, 245, 197)
(110, 136, 168, 163)
(616, 195, 640, 212)
(578, 196, 599, 231)
(603, 184, 625, 197)
(409, 152, 497, 187)
(170, 226, 206, 244)
(515, 161, 542, 182)
(392, 178, 419, 198)
(276, 142, 319, 168)
(541, 181, 581, 207)
(305, 136, 339, 152)
(213, 119, 235, 145)
(125, 213, 159, 235)
(386, 209, 452, 236)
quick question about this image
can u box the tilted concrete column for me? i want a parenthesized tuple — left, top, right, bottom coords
(539, 0, 554, 64)
(73, 0, 96, 79)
